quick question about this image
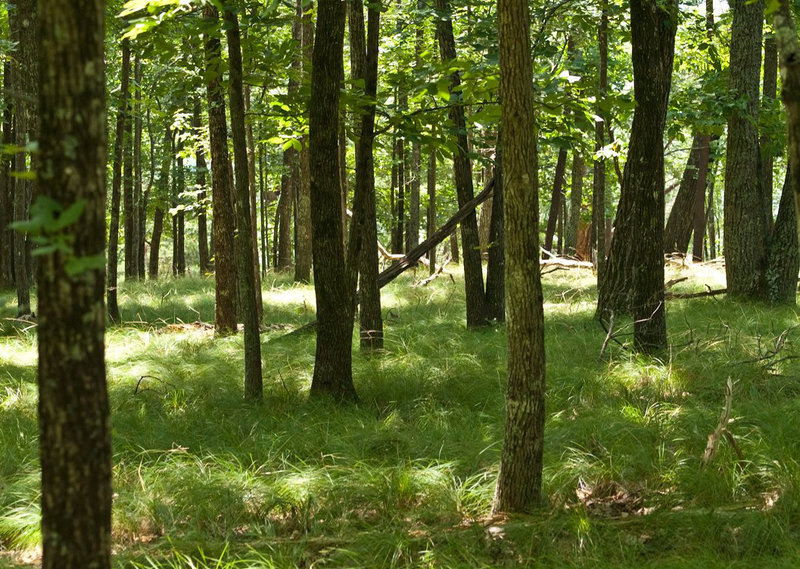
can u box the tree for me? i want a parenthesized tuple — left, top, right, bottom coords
(350, 0, 384, 350)
(434, 0, 489, 328)
(309, 0, 358, 401)
(724, 0, 768, 299)
(107, 38, 131, 323)
(492, 0, 546, 514)
(37, 0, 111, 566)
(295, 0, 314, 282)
(596, 0, 677, 353)
(224, 5, 263, 399)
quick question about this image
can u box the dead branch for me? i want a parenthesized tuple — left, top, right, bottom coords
(416, 255, 452, 287)
(598, 310, 616, 360)
(702, 378, 734, 467)
(665, 288, 727, 300)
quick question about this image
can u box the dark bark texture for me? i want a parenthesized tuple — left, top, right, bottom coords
(724, 0, 767, 299)
(664, 133, 711, 255)
(596, 0, 676, 353)
(37, 1, 111, 567)
(434, 0, 489, 327)
(203, 4, 238, 335)
(309, 0, 357, 401)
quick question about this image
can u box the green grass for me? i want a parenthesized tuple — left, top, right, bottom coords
(1, 263, 800, 568)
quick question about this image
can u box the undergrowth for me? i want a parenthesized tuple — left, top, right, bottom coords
(1, 263, 799, 568)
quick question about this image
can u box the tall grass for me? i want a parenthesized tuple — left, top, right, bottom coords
(1, 264, 799, 567)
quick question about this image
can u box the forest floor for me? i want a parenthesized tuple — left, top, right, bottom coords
(1, 261, 800, 568)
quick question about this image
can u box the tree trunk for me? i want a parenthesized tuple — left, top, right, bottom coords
(434, 0, 488, 327)
(724, 0, 767, 299)
(565, 153, 584, 256)
(597, 0, 676, 353)
(37, 1, 111, 566)
(393, 132, 406, 253)
(767, 169, 798, 303)
(427, 138, 437, 274)
(450, 230, 459, 262)
(543, 147, 567, 256)
(492, 0, 546, 514)
(195, 101, 210, 274)
(0, 59, 12, 287)
(761, 32, 778, 234)
(245, 85, 262, 308)
(203, 4, 237, 335)
(593, 1, 608, 280)
(663, 133, 711, 255)
(278, 148, 295, 270)
(148, 124, 170, 280)
(771, 0, 800, 272)
(224, 6, 263, 399)
(124, 52, 137, 281)
(294, 0, 314, 282)
(349, 0, 383, 350)
(138, 106, 153, 279)
(106, 38, 130, 323)
(176, 150, 186, 276)
(309, 0, 357, 401)
(485, 134, 505, 321)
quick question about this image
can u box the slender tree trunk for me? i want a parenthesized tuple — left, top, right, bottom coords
(543, 147, 567, 256)
(393, 133, 406, 253)
(148, 124, 170, 280)
(597, 0, 676, 353)
(349, 0, 383, 350)
(123, 52, 136, 281)
(450, 230, 459, 262)
(0, 59, 12, 287)
(203, 4, 237, 335)
(565, 153, 584, 256)
(224, 6, 263, 399)
(492, 0, 546, 514)
(725, 0, 767, 299)
(106, 38, 130, 323)
(244, 85, 262, 309)
(278, 149, 295, 270)
(195, 101, 210, 274)
(664, 133, 712, 255)
(761, 32, 778, 234)
(176, 149, 186, 276)
(294, 0, 314, 282)
(138, 107, 153, 279)
(309, 0, 357, 401)
(427, 138, 437, 274)
(434, 0, 488, 327)
(37, 2, 111, 566)
(485, 134, 505, 321)
(593, 1, 608, 280)
(131, 54, 142, 280)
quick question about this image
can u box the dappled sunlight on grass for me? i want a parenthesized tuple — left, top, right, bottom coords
(2, 264, 800, 567)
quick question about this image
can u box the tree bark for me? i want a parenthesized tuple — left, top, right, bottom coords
(767, 169, 798, 303)
(664, 133, 711, 255)
(597, 0, 676, 353)
(203, 4, 237, 335)
(294, 0, 314, 282)
(493, 0, 546, 514)
(106, 38, 130, 323)
(543, 147, 567, 256)
(593, 0, 608, 280)
(123, 51, 137, 280)
(565, 153, 584, 256)
(0, 59, 12, 287)
(37, 1, 111, 566)
(434, 0, 488, 327)
(349, 0, 383, 350)
(427, 137, 437, 275)
(194, 101, 210, 274)
(761, 32, 778, 234)
(309, 0, 357, 401)
(724, 0, 768, 299)
(224, 6, 263, 398)
(485, 134, 505, 321)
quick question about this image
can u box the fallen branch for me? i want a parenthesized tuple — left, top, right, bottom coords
(541, 257, 593, 269)
(598, 310, 616, 360)
(416, 255, 452, 287)
(665, 288, 727, 300)
(702, 378, 736, 467)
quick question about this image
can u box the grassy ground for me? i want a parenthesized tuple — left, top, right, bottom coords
(1, 262, 800, 568)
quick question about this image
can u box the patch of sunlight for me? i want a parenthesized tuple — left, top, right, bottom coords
(608, 358, 688, 401)
(0, 339, 36, 367)
(267, 286, 316, 309)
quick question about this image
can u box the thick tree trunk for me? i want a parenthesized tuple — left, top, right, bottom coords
(597, 0, 676, 353)
(543, 147, 567, 256)
(107, 38, 130, 322)
(724, 0, 768, 299)
(203, 4, 237, 335)
(37, 2, 111, 566)
(309, 0, 357, 401)
(224, 7, 263, 398)
(767, 169, 798, 303)
(492, 0, 546, 514)
(434, 0, 489, 327)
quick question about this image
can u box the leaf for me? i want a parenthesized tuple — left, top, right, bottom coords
(52, 199, 87, 231)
